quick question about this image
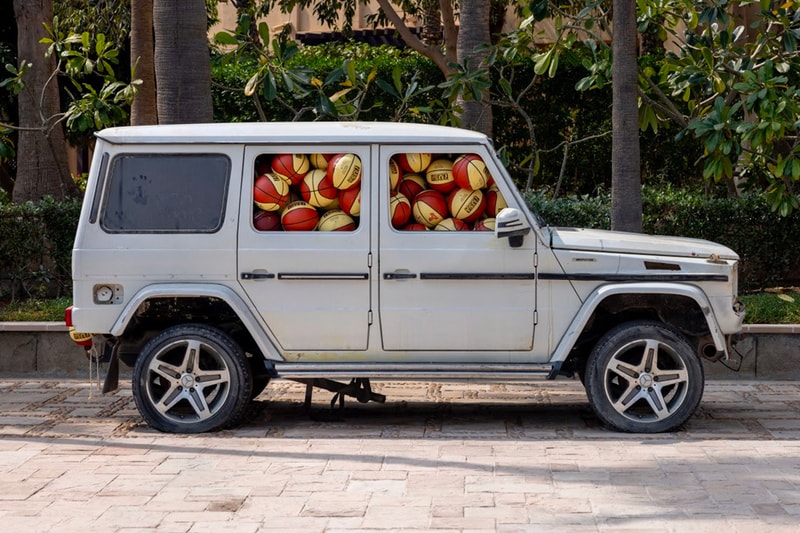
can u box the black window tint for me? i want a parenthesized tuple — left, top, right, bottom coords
(101, 154, 230, 233)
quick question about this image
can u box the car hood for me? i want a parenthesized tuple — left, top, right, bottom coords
(548, 227, 739, 260)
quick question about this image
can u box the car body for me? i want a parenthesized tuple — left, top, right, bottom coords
(67, 121, 745, 434)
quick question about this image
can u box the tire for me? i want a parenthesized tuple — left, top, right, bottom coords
(584, 320, 703, 433)
(132, 324, 253, 433)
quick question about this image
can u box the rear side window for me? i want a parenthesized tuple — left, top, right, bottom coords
(101, 154, 230, 233)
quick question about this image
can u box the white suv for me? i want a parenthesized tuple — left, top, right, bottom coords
(67, 122, 745, 434)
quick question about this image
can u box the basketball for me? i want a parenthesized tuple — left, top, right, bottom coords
(338, 186, 361, 216)
(310, 153, 332, 170)
(390, 191, 412, 228)
(253, 208, 282, 231)
(397, 152, 431, 173)
(389, 157, 403, 190)
(281, 201, 319, 231)
(473, 218, 495, 231)
(272, 153, 310, 185)
(328, 153, 362, 190)
(425, 158, 457, 193)
(253, 173, 290, 211)
(317, 209, 356, 231)
(398, 174, 427, 201)
(452, 154, 491, 190)
(485, 185, 508, 217)
(412, 190, 448, 228)
(402, 222, 429, 231)
(448, 187, 486, 222)
(299, 169, 338, 208)
(435, 218, 470, 231)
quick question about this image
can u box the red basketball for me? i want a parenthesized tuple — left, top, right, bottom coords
(402, 222, 429, 231)
(435, 218, 470, 231)
(339, 186, 362, 216)
(398, 174, 427, 201)
(452, 154, 490, 190)
(390, 191, 412, 228)
(281, 201, 319, 231)
(425, 158, 457, 194)
(310, 153, 332, 169)
(253, 208, 282, 231)
(389, 157, 403, 190)
(299, 169, 338, 208)
(412, 190, 448, 228)
(448, 187, 486, 222)
(272, 153, 310, 185)
(473, 218, 495, 231)
(397, 152, 431, 173)
(253, 173, 290, 211)
(485, 185, 508, 217)
(328, 153, 362, 190)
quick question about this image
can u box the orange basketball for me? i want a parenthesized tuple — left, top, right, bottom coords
(272, 153, 310, 185)
(281, 201, 319, 231)
(412, 190, 448, 228)
(398, 174, 427, 201)
(473, 218, 495, 231)
(328, 153, 362, 190)
(425, 158, 457, 193)
(452, 154, 491, 190)
(402, 222, 429, 231)
(485, 185, 508, 217)
(389, 157, 403, 190)
(338, 186, 361, 217)
(317, 209, 356, 231)
(448, 187, 486, 222)
(435, 218, 470, 231)
(253, 208, 282, 231)
(397, 153, 431, 173)
(390, 191, 412, 228)
(253, 173, 290, 211)
(299, 169, 338, 208)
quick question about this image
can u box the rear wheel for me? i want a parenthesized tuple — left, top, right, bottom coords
(132, 324, 253, 433)
(584, 321, 703, 433)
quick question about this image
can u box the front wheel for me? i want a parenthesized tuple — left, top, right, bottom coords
(132, 324, 253, 433)
(584, 321, 703, 433)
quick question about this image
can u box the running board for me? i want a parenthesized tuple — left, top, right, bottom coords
(272, 362, 556, 381)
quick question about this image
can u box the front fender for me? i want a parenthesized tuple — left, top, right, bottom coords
(548, 282, 725, 363)
(110, 283, 283, 361)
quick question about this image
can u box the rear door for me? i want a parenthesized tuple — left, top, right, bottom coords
(237, 144, 372, 352)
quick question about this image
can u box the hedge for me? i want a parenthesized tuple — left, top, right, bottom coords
(1, 191, 795, 301)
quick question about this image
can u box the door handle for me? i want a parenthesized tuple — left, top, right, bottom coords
(383, 272, 417, 280)
(241, 271, 275, 280)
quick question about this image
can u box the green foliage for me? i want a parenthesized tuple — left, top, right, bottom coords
(738, 291, 800, 325)
(0, 296, 71, 322)
(0, 197, 81, 301)
(525, 187, 800, 292)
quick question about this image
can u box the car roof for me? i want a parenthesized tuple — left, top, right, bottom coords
(96, 122, 489, 146)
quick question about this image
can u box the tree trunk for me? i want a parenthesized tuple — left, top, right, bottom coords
(456, 0, 492, 137)
(11, 0, 75, 202)
(610, 0, 642, 232)
(153, 0, 213, 124)
(130, 0, 157, 125)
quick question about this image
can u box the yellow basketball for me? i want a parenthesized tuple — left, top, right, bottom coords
(452, 154, 491, 190)
(310, 153, 332, 170)
(448, 187, 486, 222)
(398, 152, 432, 173)
(389, 157, 402, 190)
(317, 209, 356, 231)
(425, 158, 456, 193)
(299, 169, 338, 208)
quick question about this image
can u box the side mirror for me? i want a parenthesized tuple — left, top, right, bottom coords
(495, 207, 531, 248)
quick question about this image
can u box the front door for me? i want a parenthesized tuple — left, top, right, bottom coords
(378, 145, 537, 353)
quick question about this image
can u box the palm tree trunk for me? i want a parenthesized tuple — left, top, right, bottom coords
(611, 0, 642, 232)
(153, 0, 213, 124)
(130, 0, 157, 125)
(456, 0, 492, 137)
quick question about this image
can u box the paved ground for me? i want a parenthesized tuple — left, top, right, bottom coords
(0, 378, 799, 532)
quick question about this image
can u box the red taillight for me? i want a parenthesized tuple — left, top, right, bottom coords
(65, 306, 73, 327)
(65, 306, 93, 347)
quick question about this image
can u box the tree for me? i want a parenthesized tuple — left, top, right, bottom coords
(11, 0, 74, 202)
(130, 0, 157, 125)
(457, 0, 493, 136)
(610, 0, 641, 232)
(153, 0, 213, 123)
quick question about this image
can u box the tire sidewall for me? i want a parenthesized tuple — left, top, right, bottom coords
(585, 321, 704, 433)
(132, 324, 252, 433)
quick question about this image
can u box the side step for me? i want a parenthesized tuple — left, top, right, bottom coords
(272, 362, 555, 381)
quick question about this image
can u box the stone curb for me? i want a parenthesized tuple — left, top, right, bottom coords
(0, 322, 797, 379)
